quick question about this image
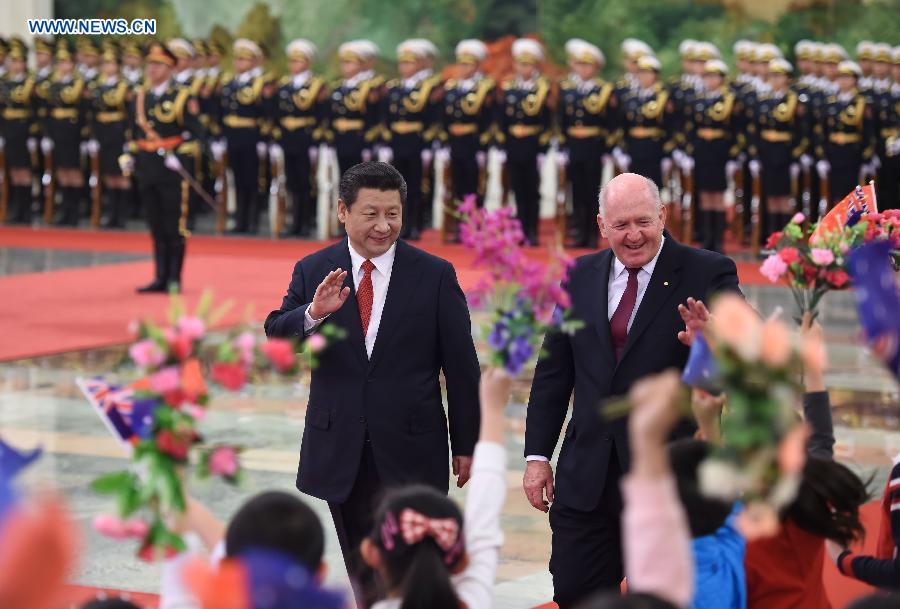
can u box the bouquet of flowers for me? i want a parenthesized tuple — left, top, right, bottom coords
(457, 196, 581, 376)
(88, 293, 343, 560)
(760, 203, 899, 321)
(685, 294, 823, 519)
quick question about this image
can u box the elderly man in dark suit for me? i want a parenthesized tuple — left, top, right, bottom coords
(265, 162, 480, 607)
(524, 172, 741, 608)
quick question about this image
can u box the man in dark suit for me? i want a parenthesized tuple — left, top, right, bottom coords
(264, 161, 480, 607)
(524, 172, 741, 609)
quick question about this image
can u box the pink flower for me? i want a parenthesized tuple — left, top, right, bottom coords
(810, 248, 835, 266)
(149, 366, 181, 393)
(760, 254, 788, 283)
(129, 339, 165, 368)
(791, 212, 805, 224)
(839, 242, 850, 254)
(760, 318, 792, 367)
(233, 331, 257, 366)
(93, 514, 149, 540)
(176, 316, 206, 341)
(262, 339, 297, 372)
(306, 333, 327, 353)
(208, 446, 239, 477)
(710, 294, 762, 361)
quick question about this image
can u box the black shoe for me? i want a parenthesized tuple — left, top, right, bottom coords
(136, 280, 168, 293)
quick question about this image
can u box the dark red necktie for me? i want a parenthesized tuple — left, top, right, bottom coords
(610, 267, 640, 361)
(357, 260, 376, 335)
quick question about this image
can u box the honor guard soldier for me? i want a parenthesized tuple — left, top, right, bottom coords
(614, 54, 675, 188)
(748, 59, 807, 240)
(0, 39, 37, 223)
(218, 38, 267, 233)
(685, 59, 740, 253)
(496, 38, 552, 246)
(856, 41, 877, 91)
(440, 39, 494, 214)
(327, 40, 384, 175)
(170, 38, 197, 89)
(269, 38, 327, 237)
(42, 39, 88, 226)
(122, 40, 144, 86)
(874, 47, 900, 209)
(814, 60, 874, 208)
(558, 38, 614, 248)
(124, 42, 203, 293)
(0, 38, 8, 80)
(380, 38, 443, 240)
(76, 39, 101, 84)
(617, 38, 654, 96)
(87, 42, 131, 227)
(169, 38, 205, 229)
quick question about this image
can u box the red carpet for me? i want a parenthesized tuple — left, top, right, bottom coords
(2, 226, 771, 362)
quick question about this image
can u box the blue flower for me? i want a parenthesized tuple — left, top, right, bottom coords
(488, 322, 510, 351)
(504, 335, 534, 376)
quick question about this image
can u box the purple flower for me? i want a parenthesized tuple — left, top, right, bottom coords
(131, 399, 159, 439)
(505, 335, 534, 375)
(488, 323, 509, 350)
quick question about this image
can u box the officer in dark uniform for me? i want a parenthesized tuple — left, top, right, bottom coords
(814, 60, 874, 206)
(872, 45, 899, 209)
(269, 38, 328, 237)
(42, 39, 88, 226)
(0, 39, 37, 223)
(496, 38, 553, 247)
(614, 54, 675, 188)
(750, 59, 808, 238)
(440, 39, 494, 212)
(0, 38, 8, 81)
(87, 42, 131, 227)
(685, 59, 740, 253)
(380, 39, 443, 240)
(122, 40, 144, 87)
(124, 42, 203, 293)
(327, 40, 384, 175)
(218, 38, 267, 233)
(558, 39, 615, 248)
(76, 38, 101, 84)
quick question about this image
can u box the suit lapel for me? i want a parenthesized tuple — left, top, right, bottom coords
(617, 237, 683, 365)
(590, 250, 616, 366)
(326, 239, 368, 367)
(368, 240, 422, 371)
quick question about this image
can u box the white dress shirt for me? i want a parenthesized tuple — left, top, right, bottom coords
(526, 237, 665, 463)
(304, 241, 397, 359)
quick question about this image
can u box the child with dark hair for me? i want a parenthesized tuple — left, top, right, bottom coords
(577, 591, 680, 609)
(360, 367, 511, 609)
(81, 600, 143, 609)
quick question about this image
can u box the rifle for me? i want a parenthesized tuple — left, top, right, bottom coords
(801, 164, 812, 219)
(680, 167, 693, 244)
(270, 151, 287, 238)
(89, 148, 102, 228)
(818, 170, 830, 220)
(731, 163, 745, 244)
(750, 170, 762, 257)
(213, 151, 228, 234)
(556, 161, 568, 245)
(662, 160, 680, 237)
(42, 147, 55, 225)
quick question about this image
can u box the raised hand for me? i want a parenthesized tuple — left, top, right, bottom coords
(308, 268, 350, 320)
(677, 297, 710, 346)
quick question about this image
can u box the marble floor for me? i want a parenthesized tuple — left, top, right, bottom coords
(1, 246, 898, 609)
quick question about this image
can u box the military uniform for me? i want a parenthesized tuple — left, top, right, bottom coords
(128, 71, 203, 291)
(873, 81, 899, 209)
(0, 58, 37, 222)
(496, 74, 552, 245)
(328, 71, 384, 175)
(43, 70, 88, 225)
(441, 74, 494, 205)
(87, 73, 130, 226)
(814, 89, 874, 205)
(382, 70, 443, 238)
(271, 70, 328, 235)
(617, 82, 676, 187)
(558, 74, 615, 247)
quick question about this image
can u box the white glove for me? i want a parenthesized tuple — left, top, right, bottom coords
(421, 147, 433, 167)
(255, 141, 268, 159)
(537, 153, 547, 170)
(492, 147, 507, 165)
(748, 159, 761, 178)
(860, 162, 874, 177)
(871, 154, 881, 170)
(816, 159, 830, 180)
(889, 138, 900, 156)
(40, 137, 54, 154)
(556, 150, 569, 168)
(118, 154, 135, 173)
(164, 153, 183, 172)
(612, 147, 631, 172)
(725, 160, 739, 177)
(308, 146, 319, 165)
(268, 143, 283, 162)
(323, 145, 336, 157)
(361, 148, 373, 163)
(476, 150, 486, 169)
(210, 140, 226, 161)
(79, 140, 89, 157)
(680, 155, 694, 174)
(800, 154, 813, 169)
(602, 153, 612, 167)
(790, 163, 800, 181)
(661, 156, 673, 176)
(435, 147, 451, 164)
(26, 138, 36, 154)
(377, 146, 393, 163)
(671, 149, 686, 166)
(86, 139, 100, 157)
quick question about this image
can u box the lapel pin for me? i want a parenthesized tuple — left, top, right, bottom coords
(663, 281, 669, 286)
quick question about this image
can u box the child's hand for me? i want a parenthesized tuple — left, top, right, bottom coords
(480, 367, 512, 413)
(629, 370, 683, 448)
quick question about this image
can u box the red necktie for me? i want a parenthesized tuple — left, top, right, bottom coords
(610, 267, 640, 361)
(357, 260, 376, 335)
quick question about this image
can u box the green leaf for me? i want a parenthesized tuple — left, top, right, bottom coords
(91, 471, 136, 495)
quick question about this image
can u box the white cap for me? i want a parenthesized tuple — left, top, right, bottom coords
(695, 41, 720, 60)
(168, 38, 195, 59)
(397, 38, 435, 61)
(856, 40, 876, 59)
(823, 43, 848, 63)
(794, 40, 815, 59)
(768, 58, 793, 74)
(455, 39, 487, 64)
(233, 38, 262, 60)
(285, 39, 317, 62)
(754, 43, 782, 62)
(703, 59, 728, 75)
(405, 38, 438, 58)
(356, 39, 380, 60)
(512, 38, 543, 64)
(894, 46, 900, 63)
(566, 38, 604, 65)
(636, 54, 661, 72)
(734, 39, 755, 59)
(837, 60, 862, 77)
(679, 39, 698, 57)
(873, 42, 892, 62)
(622, 38, 653, 60)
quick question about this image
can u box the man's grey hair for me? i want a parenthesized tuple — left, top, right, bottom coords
(597, 174, 663, 220)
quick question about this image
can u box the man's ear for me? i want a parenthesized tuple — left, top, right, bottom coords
(337, 199, 348, 224)
(660, 204, 668, 227)
(597, 213, 607, 239)
(360, 537, 382, 570)
(315, 561, 328, 584)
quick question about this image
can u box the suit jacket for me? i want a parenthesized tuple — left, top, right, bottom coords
(264, 238, 480, 503)
(525, 236, 741, 512)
